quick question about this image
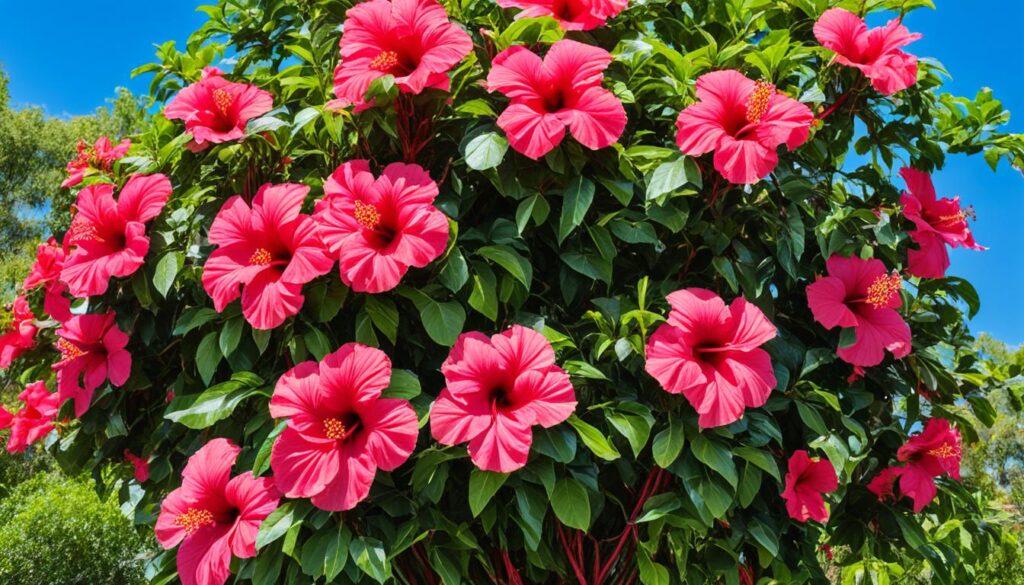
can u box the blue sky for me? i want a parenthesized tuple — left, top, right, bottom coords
(0, 1, 1021, 343)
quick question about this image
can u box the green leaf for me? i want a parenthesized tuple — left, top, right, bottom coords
(253, 420, 287, 476)
(468, 469, 509, 517)
(550, 477, 591, 530)
(645, 156, 700, 201)
(173, 307, 220, 336)
(734, 446, 781, 482)
(463, 131, 508, 170)
(364, 296, 399, 344)
(558, 177, 595, 244)
(383, 369, 421, 400)
(748, 519, 780, 558)
(692, 435, 738, 488)
(164, 372, 265, 429)
(256, 502, 308, 550)
(428, 548, 463, 585)
(567, 415, 620, 461)
(477, 244, 532, 289)
(219, 316, 244, 357)
(350, 537, 391, 583)
(468, 262, 498, 321)
(153, 252, 182, 297)
(196, 331, 221, 385)
(324, 525, 352, 581)
(796, 401, 829, 437)
(397, 287, 466, 347)
(652, 416, 685, 468)
(637, 547, 670, 585)
(605, 401, 654, 457)
(252, 546, 283, 585)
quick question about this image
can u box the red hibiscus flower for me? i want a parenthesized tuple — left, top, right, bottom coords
(644, 288, 777, 429)
(675, 70, 814, 185)
(866, 466, 903, 503)
(61, 136, 132, 188)
(0, 406, 11, 430)
(22, 237, 72, 320)
(806, 256, 911, 368)
(125, 450, 150, 483)
(313, 161, 449, 293)
(496, 0, 628, 31)
(782, 450, 839, 523)
(202, 183, 334, 330)
(155, 439, 281, 585)
(430, 325, 577, 472)
(868, 418, 961, 512)
(814, 8, 921, 96)
(269, 343, 419, 511)
(52, 311, 132, 417)
(900, 167, 984, 279)
(0, 296, 38, 369)
(330, 0, 472, 112)
(164, 67, 274, 152)
(5, 381, 60, 453)
(60, 174, 172, 298)
(486, 39, 627, 160)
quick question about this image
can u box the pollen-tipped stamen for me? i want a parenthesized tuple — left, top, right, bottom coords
(936, 205, 976, 227)
(865, 271, 903, 309)
(56, 338, 86, 363)
(927, 442, 960, 460)
(354, 200, 381, 230)
(174, 508, 215, 535)
(745, 80, 776, 125)
(249, 248, 273, 266)
(66, 217, 99, 245)
(212, 88, 233, 116)
(369, 50, 400, 72)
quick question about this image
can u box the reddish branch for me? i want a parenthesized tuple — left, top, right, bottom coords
(395, 94, 437, 163)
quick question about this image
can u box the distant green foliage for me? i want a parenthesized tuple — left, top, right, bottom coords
(0, 472, 147, 585)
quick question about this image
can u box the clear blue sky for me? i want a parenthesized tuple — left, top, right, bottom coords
(0, 1, 1021, 343)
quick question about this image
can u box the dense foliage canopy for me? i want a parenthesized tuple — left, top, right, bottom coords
(1, 0, 1023, 584)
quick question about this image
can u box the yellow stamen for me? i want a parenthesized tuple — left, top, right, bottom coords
(212, 88, 233, 116)
(927, 442, 959, 460)
(369, 50, 400, 72)
(745, 80, 775, 125)
(249, 248, 272, 266)
(57, 338, 85, 362)
(67, 217, 99, 245)
(353, 200, 381, 230)
(174, 508, 215, 535)
(865, 271, 902, 309)
(323, 417, 348, 440)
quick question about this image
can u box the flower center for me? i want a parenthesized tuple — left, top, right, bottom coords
(354, 200, 381, 230)
(66, 216, 100, 245)
(56, 338, 86, 362)
(864, 271, 902, 309)
(927, 442, 959, 460)
(249, 248, 273, 266)
(745, 81, 775, 125)
(212, 88, 233, 116)
(322, 416, 360, 441)
(174, 508, 215, 535)
(935, 206, 975, 227)
(369, 50, 400, 72)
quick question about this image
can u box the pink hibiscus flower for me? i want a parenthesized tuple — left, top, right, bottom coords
(52, 311, 132, 417)
(125, 450, 150, 483)
(895, 418, 962, 512)
(313, 161, 449, 293)
(165, 67, 273, 152)
(644, 288, 777, 428)
(60, 174, 172, 298)
(806, 256, 912, 368)
(61, 136, 132, 188)
(202, 183, 334, 330)
(866, 466, 903, 503)
(269, 343, 419, 511)
(900, 167, 984, 279)
(156, 439, 281, 585)
(496, 0, 628, 31)
(0, 296, 38, 369)
(23, 237, 72, 320)
(0, 406, 11, 430)
(330, 0, 472, 111)
(813, 8, 921, 96)
(430, 325, 577, 472)
(781, 450, 839, 523)
(5, 381, 60, 453)
(675, 70, 813, 185)
(486, 39, 627, 160)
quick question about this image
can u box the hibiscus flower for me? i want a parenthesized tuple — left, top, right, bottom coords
(866, 466, 903, 502)
(896, 418, 961, 512)
(675, 70, 813, 185)
(496, 0, 628, 31)
(201, 183, 334, 330)
(486, 39, 627, 160)
(0, 296, 37, 369)
(5, 381, 60, 453)
(330, 0, 472, 111)
(60, 173, 172, 298)
(125, 450, 150, 483)
(430, 325, 577, 472)
(52, 311, 132, 417)
(313, 161, 449, 293)
(155, 438, 281, 585)
(813, 8, 921, 96)
(269, 343, 419, 511)
(644, 288, 777, 428)
(61, 136, 132, 188)
(900, 167, 984, 279)
(781, 450, 839, 523)
(22, 237, 71, 320)
(806, 256, 912, 368)
(0, 406, 11, 430)
(164, 67, 273, 152)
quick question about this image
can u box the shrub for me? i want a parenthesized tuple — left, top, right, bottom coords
(0, 0, 1022, 584)
(0, 473, 146, 585)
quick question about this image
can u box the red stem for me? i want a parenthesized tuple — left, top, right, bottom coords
(818, 91, 851, 121)
(557, 522, 589, 585)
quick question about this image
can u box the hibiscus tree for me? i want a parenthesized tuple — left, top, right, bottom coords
(60, 173, 172, 297)
(813, 8, 921, 96)
(430, 325, 577, 472)
(269, 343, 419, 511)
(645, 288, 777, 428)
(675, 70, 814, 185)
(486, 39, 627, 160)
(202, 183, 334, 330)
(156, 439, 280, 585)
(164, 67, 274, 152)
(313, 160, 449, 293)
